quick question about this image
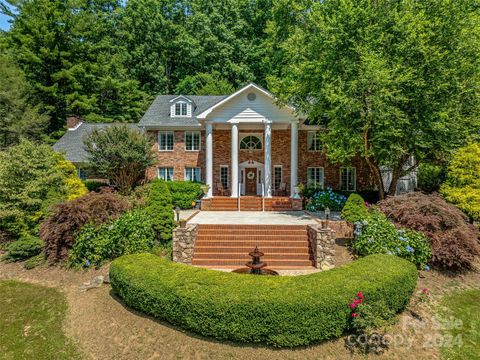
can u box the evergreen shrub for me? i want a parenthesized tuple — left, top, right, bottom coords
(110, 253, 417, 347)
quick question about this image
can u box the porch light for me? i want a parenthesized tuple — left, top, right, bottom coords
(325, 207, 331, 220)
(175, 206, 180, 222)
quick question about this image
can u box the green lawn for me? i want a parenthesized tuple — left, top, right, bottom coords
(0, 281, 80, 360)
(439, 289, 480, 360)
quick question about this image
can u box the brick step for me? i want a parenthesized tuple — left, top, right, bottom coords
(194, 264, 315, 270)
(196, 235, 307, 241)
(194, 246, 310, 253)
(198, 225, 307, 230)
(195, 241, 309, 248)
(193, 253, 311, 260)
(191, 259, 314, 267)
(197, 230, 307, 236)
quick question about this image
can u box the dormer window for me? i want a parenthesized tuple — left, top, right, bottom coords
(170, 96, 193, 117)
(175, 102, 188, 116)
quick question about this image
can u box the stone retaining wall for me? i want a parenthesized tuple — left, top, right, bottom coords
(307, 224, 336, 270)
(172, 224, 198, 264)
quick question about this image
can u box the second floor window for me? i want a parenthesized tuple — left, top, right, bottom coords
(158, 131, 174, 151)
(307, 131, 322, 151)
(185, 131, 201, 151)
(175, 102, 188, 116)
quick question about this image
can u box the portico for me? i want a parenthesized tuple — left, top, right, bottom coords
(199, 83, 300, 200)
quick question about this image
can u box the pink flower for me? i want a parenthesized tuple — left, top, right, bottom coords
(357, 292, 364, 300)
(422, 288, 429, 294)
(352, 313, 359, 317)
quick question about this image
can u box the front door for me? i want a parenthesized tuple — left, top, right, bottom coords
(245, 168, 257, 195)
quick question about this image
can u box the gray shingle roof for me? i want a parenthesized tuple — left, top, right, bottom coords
(53, 123, 139, 164)
(138, 95, 227, 127)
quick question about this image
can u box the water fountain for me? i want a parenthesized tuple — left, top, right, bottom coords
(232, 246, 279, 275)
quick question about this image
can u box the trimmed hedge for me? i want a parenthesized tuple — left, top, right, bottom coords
(166, 181, 204, 209)
(145, 180, 175, 242)
(341, 193, 368, 223)
(110, 253, 417, 347)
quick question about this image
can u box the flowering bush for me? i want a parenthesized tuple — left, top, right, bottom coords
(306, 188, 347, 211)
(353, 211, 432, 267)
(347, 291, 393, 354)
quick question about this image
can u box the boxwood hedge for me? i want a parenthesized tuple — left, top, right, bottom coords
(110, 253, 417, 347)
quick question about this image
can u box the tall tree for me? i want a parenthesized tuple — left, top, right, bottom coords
(84, 124, 154, 195)
(175, 72, 234, 95)
(268, 0, 480, 199)
(2, 0, 147, 134)
(0, 53, 48, 148)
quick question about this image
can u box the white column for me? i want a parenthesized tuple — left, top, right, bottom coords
(205, 122, 213, 198)
(231, 123, 239, 197)
(290, 121, 299, 198)
(264, 121, 272, 197)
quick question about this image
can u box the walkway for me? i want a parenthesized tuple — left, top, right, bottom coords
(188, 211, 319, 225)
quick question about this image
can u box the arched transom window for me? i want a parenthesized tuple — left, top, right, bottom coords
(240, 135, 262, 150)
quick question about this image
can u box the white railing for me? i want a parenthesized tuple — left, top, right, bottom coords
(261, 183, 265, 212)
(237, 182, 241, 211)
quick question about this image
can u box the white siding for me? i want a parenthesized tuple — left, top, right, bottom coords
(206, 88, 296, 124)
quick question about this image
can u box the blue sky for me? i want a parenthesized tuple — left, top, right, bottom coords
(0, 13, 11, 31)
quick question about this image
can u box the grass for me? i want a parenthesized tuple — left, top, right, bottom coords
(438, 289, 480, 360)
(0, 280, 81, 360)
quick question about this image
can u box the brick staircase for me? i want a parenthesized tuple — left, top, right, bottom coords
(192, 224, 314, 269)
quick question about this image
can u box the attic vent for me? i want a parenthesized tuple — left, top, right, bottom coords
(247, 92, 256, 101)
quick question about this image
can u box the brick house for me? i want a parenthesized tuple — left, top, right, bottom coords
(140, 83, 375, 199)
(54, 83, 379, 209)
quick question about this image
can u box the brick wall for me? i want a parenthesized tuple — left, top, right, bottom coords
(146, 128, 375, 192)
(146, 130, 205, 181)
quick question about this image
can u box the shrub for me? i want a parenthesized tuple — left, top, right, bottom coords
(145, 180, 175, 242)
(417, 163, 447, 193)
(378, 192, 480, 270)
(166, 181, 204, 209)
(440, 142, 480, 221)
(56, 159, 88, 200)
(341, 194, 369, 223)
(3, 236, 43, 262)
(84, 180, 107, 192)
(23, 253, 46, 269)
(353, 211, 432, 267)
(306, 188, 347, 211)
(0, 139, 86, 239)
(110, 253, 417, 347)
(69, 209, 155, 268)
(40, 190, 131, 263)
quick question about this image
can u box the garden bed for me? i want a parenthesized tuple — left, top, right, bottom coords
(110, 253, 417, 347)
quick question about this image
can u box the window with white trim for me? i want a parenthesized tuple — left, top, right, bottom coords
(340, 167, 356, 191)
(239, 135, 262, 150)
(307, 131, 322, 151)
(174, 102, 188, 116)
(185, 167, 201, 182)
(158, 167, 174, 181)
(158, 131, 174, 151)
(307, 167, 324, 189)
(220, 166, 229, 189)
(185, 131, 201, 151)
(274, 166, 282, 190)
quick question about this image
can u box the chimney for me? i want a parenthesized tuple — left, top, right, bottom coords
(67, 115, 83, 130)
